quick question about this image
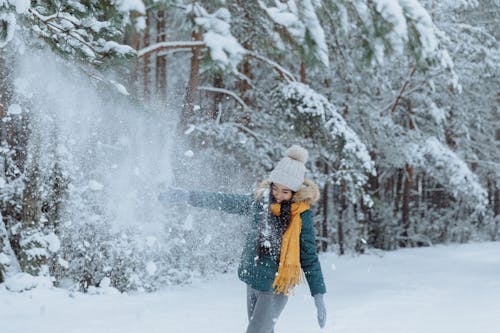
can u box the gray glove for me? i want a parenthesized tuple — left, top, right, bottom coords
(158, 187, 189, 204)
(314, 293, 327, 329)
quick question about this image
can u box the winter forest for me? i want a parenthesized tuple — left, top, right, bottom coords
(0, 0, 499, 299)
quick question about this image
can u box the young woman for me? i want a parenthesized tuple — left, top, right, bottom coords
(160, 145, 327, 332)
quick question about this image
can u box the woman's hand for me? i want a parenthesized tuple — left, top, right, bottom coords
(313, 293, 327, 328)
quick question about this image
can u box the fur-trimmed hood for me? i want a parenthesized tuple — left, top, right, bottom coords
(253, 178, 320, 205)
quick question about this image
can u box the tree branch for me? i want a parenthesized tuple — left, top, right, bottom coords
(27, 8, 100, 57)
(245, 51, 296, 82)
(390, 67, 417, 113)
(137, 41, 206, 58)
(197, 86, 250, 112)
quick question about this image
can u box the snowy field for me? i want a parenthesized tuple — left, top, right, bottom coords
(1, 242, 499, 333)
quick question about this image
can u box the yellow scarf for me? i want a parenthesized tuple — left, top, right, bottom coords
(270, 201, 310, 295)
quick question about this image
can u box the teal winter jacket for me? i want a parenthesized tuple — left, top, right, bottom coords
(187, 179, 326, 296)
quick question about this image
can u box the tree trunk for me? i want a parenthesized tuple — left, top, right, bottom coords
(321, 163, 329, 252)
(237, 56, 253, 108)
(210, 72, 224, 120)
(494, 184, 499, 241)
(156, 10, 167, 104)
(182, 29, 203, 129)
(385, 175, 393, 202)
(130, 33, 141, 96)
(367, 151, 380, 246)
(337, 181, 347, 255)
(494, 183, 499, 218)
(394, 169, 403, 216)
(300, 57, 307, 83)
(420, 173, 426, 218)
(239, 57, 252, 126)
(234, 0, 255, 126)
(400, 164, 413, 247)
(0, 101, 3, 124)
(143, 10, 151, 103)
(414, 174, 420, 212)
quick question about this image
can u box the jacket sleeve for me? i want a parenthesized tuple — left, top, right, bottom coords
(187, 191, 254, 216)
(299, 210, 327, 296)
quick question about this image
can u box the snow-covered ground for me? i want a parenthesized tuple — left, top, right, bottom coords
(1, 242, 499, 333)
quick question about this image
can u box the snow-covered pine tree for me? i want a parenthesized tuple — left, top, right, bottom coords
(0, 0, 146, 283)
(0, 211, 21, 283)
(257, 0, 329, 80)
(422, 0, 500, 239)
(312, 0, 495, 249)
(26, 0, 142, 66)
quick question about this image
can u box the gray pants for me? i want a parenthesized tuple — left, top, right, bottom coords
(246, 285, 289, 333)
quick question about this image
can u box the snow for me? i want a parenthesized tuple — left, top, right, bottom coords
(116, 0, 145, 15)
(86, 278, 120, 296)
(100, 41, 136, 56)
(258, 0, 329, 67)
(280, 82, 375, 178)
(406, 137, 488, 211)
(443, 0, 479, 9)
(182, 215, 193, 231)
(5, 0, 30, 13)
(429, 102, 446, 125)
(45, 233, 61, 253)
(109, 80, 130, 96)
(57, 257, 69, 269)
(0, 253, 10, 265)
(191, 6, 246, 71)
(373, 0, 408, 54)
(300, 0, 329, 67)
(145, 236, 156, 247)
(88, 180, 104, 191)
(87, 18, 112, 33)
(145, 261, 157, 276)
(202, 31, 245, 69)
(1, 242, 499, 332)
(0, 12, 16, 48)
(7, 104, 22, 115)
(351, 0, 440, 64)
(399, 0, 438, 58)
(203, 234, 212, 245)
(258, 0, 306, 42)
(137, 41, 206, 58)
(2, 273, 53, 292)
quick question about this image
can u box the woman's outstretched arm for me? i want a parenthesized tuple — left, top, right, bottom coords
(159, 188, 254, 216)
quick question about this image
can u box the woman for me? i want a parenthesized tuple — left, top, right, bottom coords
(160, 145, 327, 332)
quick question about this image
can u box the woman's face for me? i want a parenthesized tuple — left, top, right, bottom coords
(271, 183, 293, 203)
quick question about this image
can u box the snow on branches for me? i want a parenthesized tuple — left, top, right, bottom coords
(258, 0, 329, 67)
(276, 82, 375, 203)
(0, 0, 30, 47)
(406, 137, 488, 212)
(186, 3, 245, 72)
(350, 0, 439, 65)
(1, 1, 143, 65)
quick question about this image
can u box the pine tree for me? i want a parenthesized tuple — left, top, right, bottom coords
(0, 0, 146, 281)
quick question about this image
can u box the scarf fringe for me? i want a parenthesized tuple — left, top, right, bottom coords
(272, 264, 305, 295)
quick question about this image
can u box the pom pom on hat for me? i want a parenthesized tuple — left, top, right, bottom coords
(285, 145, 308, 163)
(269, 145, 308, 192)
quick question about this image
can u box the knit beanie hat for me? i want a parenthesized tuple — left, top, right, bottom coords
(269, 145, 308, 192)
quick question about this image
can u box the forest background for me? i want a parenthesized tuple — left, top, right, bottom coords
(0, 0, 498, 292)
